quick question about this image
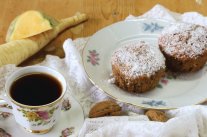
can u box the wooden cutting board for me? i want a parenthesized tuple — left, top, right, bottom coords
(0, 0, 206, 66)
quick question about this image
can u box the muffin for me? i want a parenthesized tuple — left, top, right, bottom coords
(111, 41, 165, 93)
(159, 23, 207, 72)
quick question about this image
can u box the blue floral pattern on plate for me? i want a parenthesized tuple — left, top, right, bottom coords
(143, 22, 164, 32)
(142, 100, 166, 106)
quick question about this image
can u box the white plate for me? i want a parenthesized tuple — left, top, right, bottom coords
(0, 92, 84, 137)
(82, 18, 207, 109)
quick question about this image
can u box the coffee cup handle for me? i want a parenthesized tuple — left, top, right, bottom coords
(0, 94, 13, 113)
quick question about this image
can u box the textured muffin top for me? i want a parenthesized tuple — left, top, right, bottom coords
(159, 23, 207, 59)
(111, 41, 165, 78)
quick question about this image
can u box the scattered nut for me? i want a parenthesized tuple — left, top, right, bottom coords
(145, 109, 168, 122)
(89, 100, 122, 118)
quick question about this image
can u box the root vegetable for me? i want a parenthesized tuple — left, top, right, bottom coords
(0, 13, 87, 67)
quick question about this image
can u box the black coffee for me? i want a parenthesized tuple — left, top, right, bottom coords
(10, 73, 62, 106)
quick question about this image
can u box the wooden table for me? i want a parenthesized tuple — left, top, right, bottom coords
(0, 0, 206, 65)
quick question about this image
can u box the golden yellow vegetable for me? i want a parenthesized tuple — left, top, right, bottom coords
(0, 13, 87, 67)
(6, 10, 59, 42)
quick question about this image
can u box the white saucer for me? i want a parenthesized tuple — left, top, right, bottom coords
(0, 92, 84, 137)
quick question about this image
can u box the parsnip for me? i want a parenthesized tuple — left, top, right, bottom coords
(0, 13, 87, 67)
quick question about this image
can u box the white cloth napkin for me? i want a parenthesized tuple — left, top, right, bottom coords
(1, 4, 207, 137)
(80, 105, 207, 137)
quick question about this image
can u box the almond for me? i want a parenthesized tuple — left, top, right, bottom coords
(145, 109, 168, 122)
(89, 100, 122, 118)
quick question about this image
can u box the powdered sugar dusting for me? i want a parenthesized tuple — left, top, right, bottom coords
(108, 73, 115, 84)
(108, 77, 115, 84)
(159, 23, 207, 58)
(111, 41, 165, 78)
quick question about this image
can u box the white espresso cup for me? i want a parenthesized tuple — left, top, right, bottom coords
(0, 66, 66, 134)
